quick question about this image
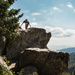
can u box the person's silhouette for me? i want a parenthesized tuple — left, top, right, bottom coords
(20, 19, 31, 30)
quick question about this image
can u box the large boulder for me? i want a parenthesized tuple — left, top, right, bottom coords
(6, 28, 69, 75)
(17, 48, 69, 75)
(7, 28, 51, 60)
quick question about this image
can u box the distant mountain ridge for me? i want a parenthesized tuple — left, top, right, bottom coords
(57, 47, 75, 54)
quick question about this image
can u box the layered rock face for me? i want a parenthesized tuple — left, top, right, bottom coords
(7, 28, 51, 60)
(0, 28, 69, 75)
(18, 48, 69, 75)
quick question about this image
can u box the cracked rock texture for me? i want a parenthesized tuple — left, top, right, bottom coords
(18, 48, 69, 75)
(6, 28, 51, 60)
(0, 28, 69, 75)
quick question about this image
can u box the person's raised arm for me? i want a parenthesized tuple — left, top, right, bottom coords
(20, 23, 23, 27)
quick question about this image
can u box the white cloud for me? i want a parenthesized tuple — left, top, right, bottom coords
(47, 35, 75, 50)
(53, 7, 63, 12)
(67, 3, 73, 8)
(32, 13, 41, 16)
(31, 22, 38, 26)
(53, 7, 59, 10)
(44, 26, 75, 37)
(43, 26, 75, 50)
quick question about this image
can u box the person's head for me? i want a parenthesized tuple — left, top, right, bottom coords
(25, 19, 28, 21)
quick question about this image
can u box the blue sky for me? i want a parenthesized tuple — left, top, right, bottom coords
(10, 0, 75, 50)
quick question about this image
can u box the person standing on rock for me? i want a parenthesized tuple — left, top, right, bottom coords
(20, 19, 31, 30)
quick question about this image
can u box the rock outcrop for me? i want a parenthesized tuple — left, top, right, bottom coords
(0, 28, 69, 75)
(18, 48, 69, 75)
(7, 28, 51, 60)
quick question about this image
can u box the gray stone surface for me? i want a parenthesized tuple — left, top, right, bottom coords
(5, 28, 69, 75)
(7, 28, 51, 60)
(19, 66, 38, 75)
(18, 48, 69, 75)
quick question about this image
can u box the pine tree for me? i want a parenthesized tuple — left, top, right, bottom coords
(0, 0, 23, 40)
(0, 0, 23, 55)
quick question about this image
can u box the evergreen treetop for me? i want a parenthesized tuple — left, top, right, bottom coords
(0, 0, 23, 40)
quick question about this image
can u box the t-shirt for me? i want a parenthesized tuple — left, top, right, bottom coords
(23, 20, 29, 25)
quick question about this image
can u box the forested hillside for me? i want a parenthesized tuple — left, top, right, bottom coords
(62, 53, 75, 75)
(58, 47, 75, 54)
(69, 53, 75, 68)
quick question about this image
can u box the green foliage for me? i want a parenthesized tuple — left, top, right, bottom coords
(3, 56, 10, 65)
(62, 72, 70, 75)
(0, 0, 23, 41)
(69, 53, 75, 68)
(62, 53, 75, 75)
(0, 65, 11, 75)
(33, 72, 38, 75)
(0, 56, 15, 75)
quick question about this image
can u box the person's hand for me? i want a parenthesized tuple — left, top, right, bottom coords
(19, 25, 21, 27)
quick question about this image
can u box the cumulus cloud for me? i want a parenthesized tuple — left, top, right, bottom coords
(44, 26, 75, 37)
(53, 7, 59, 10)
(31, 22, 38, 27)
(47, 35, 75, 50)
(32, 13, 41, 16)
(67, 3, 73, 8)
(53, 7, 63, 12)
(43, 26, 75, 50)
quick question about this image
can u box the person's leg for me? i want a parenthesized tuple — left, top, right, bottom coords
(25, 24, 28, 31)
